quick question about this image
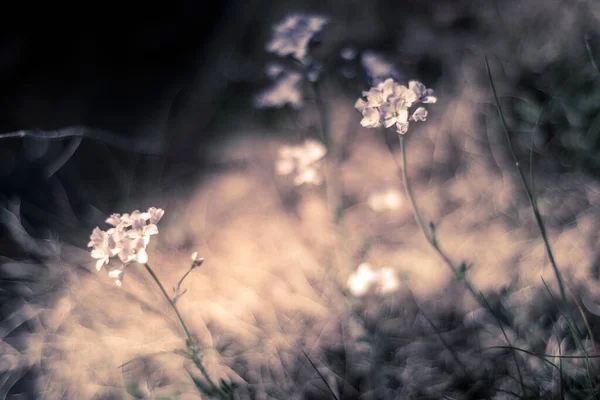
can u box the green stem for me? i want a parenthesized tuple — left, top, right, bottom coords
(484, 57, 567, 305)
(174, 266, 195, 298)
(143, 263, 221, 396)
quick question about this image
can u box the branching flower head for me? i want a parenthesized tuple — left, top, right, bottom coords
(266, 13, 329, 63)
(355, 78, 436, 135)
(88, 207, 165, 286)
(275, 139, 327, 186)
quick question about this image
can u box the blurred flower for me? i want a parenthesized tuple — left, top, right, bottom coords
(347, 263, 379, 296)
(355, 78, 436, 135)
(347, 263, 400, 296)
(275, 139, 327, 186)
(266, 14, 329, 63)
(361, 51, 401, 84)
(367, 188, 403, 212)
(378, 267, 399, 294)
(265, 62, 285, 79)
(255, 72, 304, 109)
(88, 207, 164, 285)
(340, 46, 357, 60)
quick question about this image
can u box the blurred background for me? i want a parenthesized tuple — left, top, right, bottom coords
(1, 0, 600, 398)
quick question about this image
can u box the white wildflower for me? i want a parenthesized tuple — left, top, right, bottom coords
(367, 188, 403, 212)
(88, 207, 165, 285)
(276, 139, 327, 186)
(255, 72, 304, 109)
(355, 79, 435, 135)
(266, 14, 329, 62)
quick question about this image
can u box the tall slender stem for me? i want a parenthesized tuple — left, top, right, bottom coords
(398, 134, 481, 305)
(484, 57, 567, 305)
(143, 263, 221, 394)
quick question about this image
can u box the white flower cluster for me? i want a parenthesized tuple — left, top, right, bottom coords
(88, 207, 164, 286)
(347, 262, 399, 296)
(276, 139, 327, 186)
(266, 14, 329, 63)
(355, 79, 437, 134)
(254, 70, 304, 109)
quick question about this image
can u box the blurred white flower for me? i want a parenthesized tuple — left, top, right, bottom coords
(88, 207, 165, 284)
(361, 51, 400, 84)
(265, 62, 285, 79)
(266, 14, 329, 62)
(355, 79, 435, 135)
(255, 72, 304, 109)
(347, 263, 379, 296)
(340, 46, 357, 60)
(367, 188, 403, 212)
(275, 139, 327, 186)
(347, 263, 400, 296)
(378, 267, 399, 294)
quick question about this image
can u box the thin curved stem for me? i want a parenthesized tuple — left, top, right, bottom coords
(143, 263, 221, 395)
(398, 134, 480, 304)
(484, 56, 567, 305)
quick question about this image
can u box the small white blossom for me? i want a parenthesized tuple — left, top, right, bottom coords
(266, 14, 329, 62)
(255, 72, 304, 109)
(409, 80, 437, 104)
(276, 139, 327, 186)
(359, 107, 382, 128)
(367, 189, 403, 212)
(381, 97, 409, 128)
(410, 107, 428, 122)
